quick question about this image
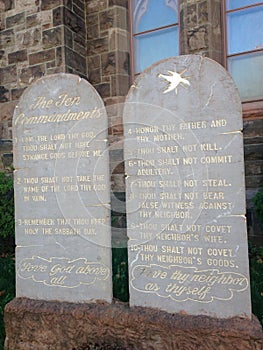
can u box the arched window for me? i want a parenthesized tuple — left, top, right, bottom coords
(225, 0, 263, 105)
(130, 0, 179, 76)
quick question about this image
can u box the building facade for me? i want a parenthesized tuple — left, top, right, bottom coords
(0, 0, 262, 243)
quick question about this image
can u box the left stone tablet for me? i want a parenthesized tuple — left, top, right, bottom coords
(13, 73, 112, 303)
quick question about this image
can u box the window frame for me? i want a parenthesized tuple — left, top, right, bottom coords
(222, 1, 263, 119)
(129, 0, 180, 81)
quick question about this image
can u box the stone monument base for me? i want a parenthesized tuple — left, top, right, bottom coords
(4, 298, 263, 350)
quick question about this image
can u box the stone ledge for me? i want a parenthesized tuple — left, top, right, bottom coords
(4, 298, 263, 350)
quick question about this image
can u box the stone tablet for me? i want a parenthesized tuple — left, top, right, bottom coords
(13, 73, 112, 303)
(124, 55, 251, 318)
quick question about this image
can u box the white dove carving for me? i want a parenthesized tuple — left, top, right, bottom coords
(158, 67, 190, 94)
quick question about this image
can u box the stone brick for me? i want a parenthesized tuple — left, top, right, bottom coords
(19, 64, 45, 85)
(29, 48, 56, 65)
(73, 32, 86, 49)
(41, 0, 62, 10)
(101, 51, 129, 76)
(245, 161, 263, 177)
(6, 12, 25, 28)
(16, 0, 38, 11)
(16, 28, 41, 48)
(53, 6, 64, 26)
(245, 144, 263, 161)
(56, 47, 63, 67)
(65, 0, 73, 9)
(87, 24, 99, 40)
(73, 3, 84, 17)
(186, 4, 197, 27)
(87, 55, 101, 69)
(46, 60, 56, 68)
(73, 0, 84, 11)
(11, 87, 26, 100)
(188, 26, 207, 51)
(0, 65, 16, 84)
(1, 153, 13, 169)
(94, 82, 111, 98)
(86, 0, 107, 14)
(198, 1, 208, 24)
(108, 0, 128, 7)
(99, 7, 126, 32)
(111, 75, 129, 96)
(3, 0, 15, 11)
(110, 161, 124, 174)
(87, 13, 98, 27)
(64, 27, 73, 48)
(65, 47, 86, 73)
(0, 140, 12, 153)
(73, 41, 86, 57)
(101, 52, 116, 75)
(109, 148, 123, 162)
(0, 13, 5, 31)
(8, 49, 27, 64)
(0, 86, 9, 103)
(43, 27, 63, 49)
(111, 173, 125, 192)
(88, 68, 101, 84)
(87, 37, 108, 55)
(244, 119, 263, 139)
(109, 29, 129, 51)
(246, 175, 263, 189)
(47, 66, 65, 74)
(26, 13, 42, 28)
(0, 29, 15, 48)
(0, 101, 16, 139)
(65, 8, 85, 33)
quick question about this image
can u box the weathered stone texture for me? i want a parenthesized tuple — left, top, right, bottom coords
(4, 298, 263, 350)
(0, 65, 17, 84)
(0, 0, 87, 141)
(180, 0, 223, 64)
(0, 140, 12, 171)
(244, 119, 263, 244)
(85, 0, 129, 200)
(0, 101, 15, 140)
(65, 47, 86, 73)
(86, 0, 130, 106)
(16, 28, 41, 48)
(6, 13, 25, 29)
(8, 50, 27, 64)
(41, 0, 62, 11)
(28, 48, 55, 65)
(43, 27, 63, 49)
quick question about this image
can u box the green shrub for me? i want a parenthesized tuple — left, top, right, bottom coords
(249, 244, 263, 326)
(0, 255, 15, 349)
(254, 187, 263, 227)
(112, 247, 129, 302)
(0, 172, 14, 240)
(0, 172, 15, 349)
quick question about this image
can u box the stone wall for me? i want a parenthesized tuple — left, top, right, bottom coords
(86, 0, 130, 200)
(244, 119, 263, 244)
(0, 0, 262, 241)
(180, 0, 223, 65)
(0, 0, 87, 169)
